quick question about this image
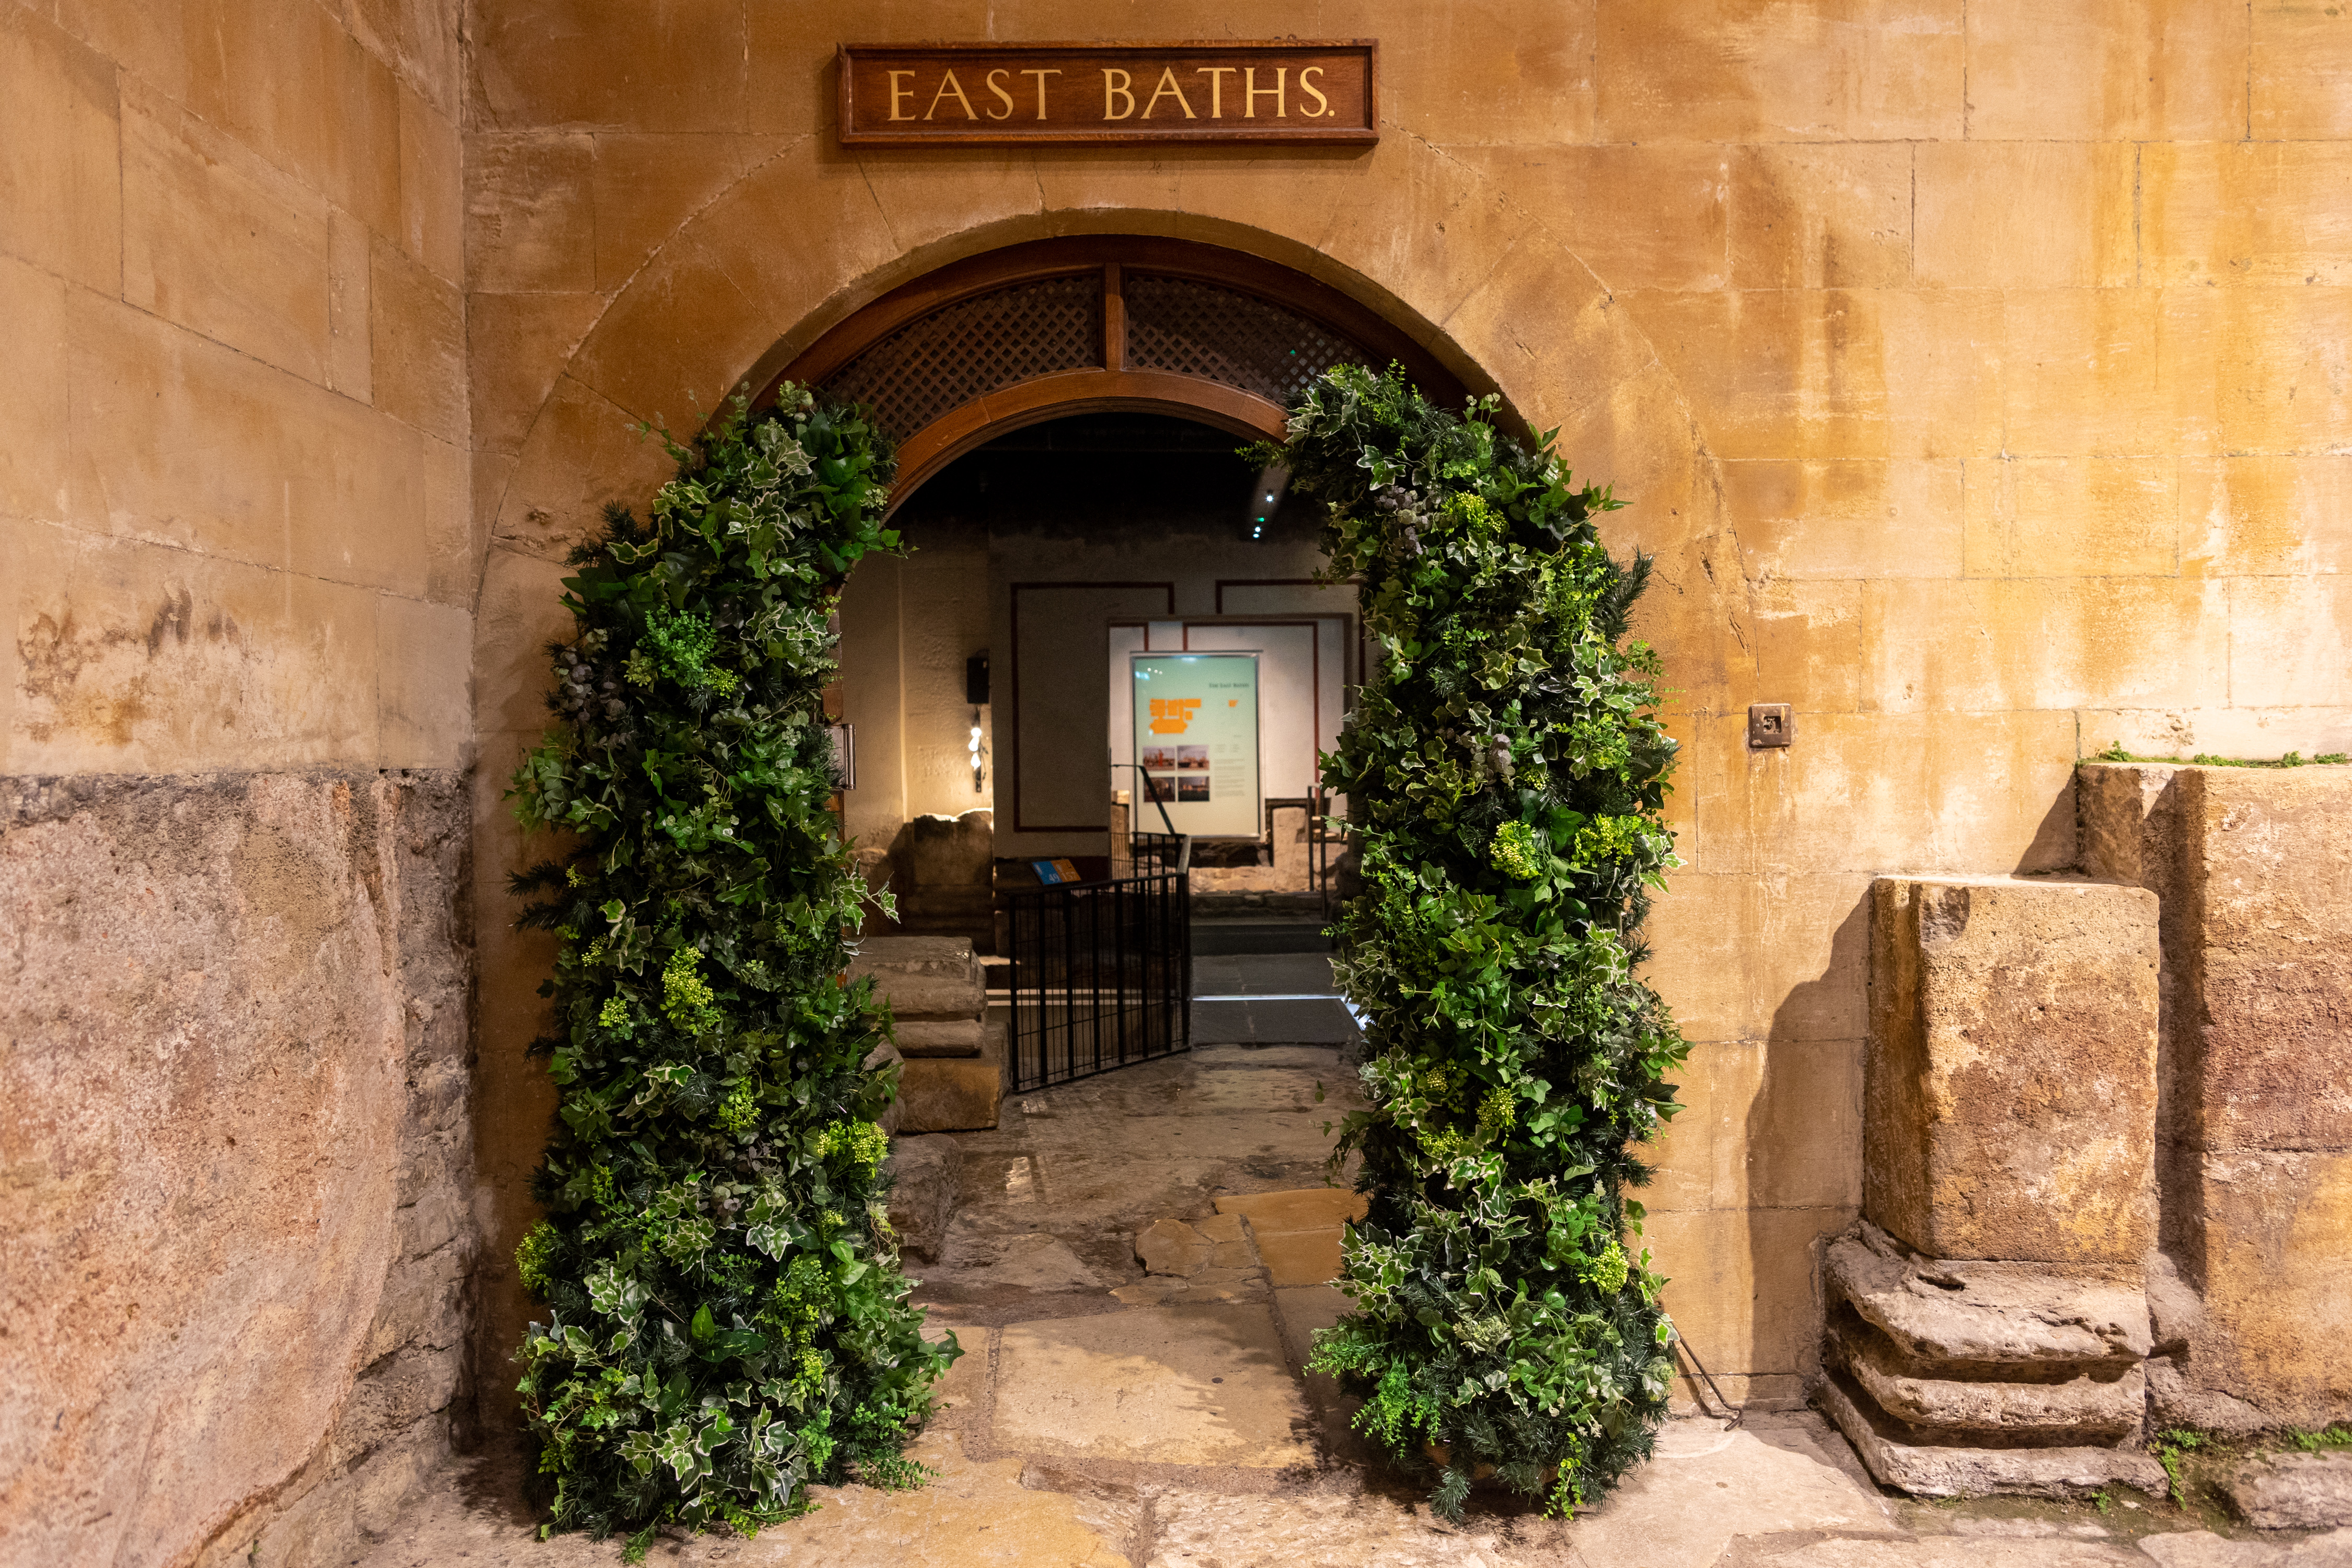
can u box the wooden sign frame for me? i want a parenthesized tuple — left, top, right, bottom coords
(837, 40, 1379, 147)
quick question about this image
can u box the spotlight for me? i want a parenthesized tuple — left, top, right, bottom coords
(1241, 463, 1290, 541)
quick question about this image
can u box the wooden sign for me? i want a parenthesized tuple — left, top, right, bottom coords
(837, 41, 1378, 146)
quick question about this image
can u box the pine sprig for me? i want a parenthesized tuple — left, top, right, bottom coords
(505, 385, 956, 1549)
(1271, 365, 1689, 1520)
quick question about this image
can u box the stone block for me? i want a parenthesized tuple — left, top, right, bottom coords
(182, 0, 400, 237)
(395, 84, 462, 283)
(591, 132, 777, 291)
(1595, 0, 1964, 142)
(1866, 875, 2159, 1264)
(375, 595, 471, 770)
(852, 935, 986, 1022)
(465, 289, 607, 455)
(1915, 142, 2136, 291)
(896, 1054, 1001, 1134)
(1136, 1218, 1213, 1277)
(2190, 1150, 2352, 1430)
(369, 237, 466, 444)
(894, 1018, 983, 1057)
(993, 1304, 1314, 1469)
(0, 5, 121, 293)
(1826, 1229, 2151, 1367)
(1455, 143, 1730, 293)
(2253, 0, 2352, 139)
(1961, 457, 2183, 581)
(0, 771, 475, 1567)
(1964, 0, 2247, 142)
(2180, 456, 2352, 578)
(469, 0, 748, 132)
(327, 207, 372, 400)
(121, 83, 331, 384)
(1727, 142, 1913, 290)
(2144, 143, 2352, 289)
(2186, 767, 2352, 1153)
(1649, 1205, 1851, 1383)
(2225, 1452, 2352, 1532)
(1817, 1375, 2168, 1500)
(884, 1134, 959, 1264)
(463, 133, 594, 293)
(1722, 460, 1962, 584)
(1999, 287, 2179, 461)
(0, 253, 69, 523)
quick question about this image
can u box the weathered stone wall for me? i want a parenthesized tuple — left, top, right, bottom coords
(0, 0, 477, 1558)
(0, 770, 474, 1567)
(457, 0, 2352, 1420)
(2081, 762, 2352, 1432)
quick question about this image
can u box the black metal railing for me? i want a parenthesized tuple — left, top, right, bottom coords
(1127, 830, 1186, 872)
(1004, 866, 1191, 1093)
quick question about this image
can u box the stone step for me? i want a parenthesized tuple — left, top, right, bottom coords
(1817, 1372, 2169, 1500)
(895, 1017, 984, 1057)
(2224, 1451, 2352, 1531)
(1826, 1225, 2151, 1368)
(851, 934, 985, 1021)
(1828, 1314, 2146, 1442)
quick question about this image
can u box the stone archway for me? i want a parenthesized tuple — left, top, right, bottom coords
(765, 236, 1478, 503)
(472, 182, 1754, 1432)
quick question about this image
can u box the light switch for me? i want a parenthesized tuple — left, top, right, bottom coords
(1748, 703, 1794, 748)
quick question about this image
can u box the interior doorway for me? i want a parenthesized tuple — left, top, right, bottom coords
(799, 237, 1466, 946)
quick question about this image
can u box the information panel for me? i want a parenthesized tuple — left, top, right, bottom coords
(1130, 652, 1260, 838)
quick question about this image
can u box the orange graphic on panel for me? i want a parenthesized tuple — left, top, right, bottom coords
(1148, 697, 1203, 734)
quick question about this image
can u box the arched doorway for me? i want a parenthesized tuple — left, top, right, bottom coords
(762, 236, 1474, 506)
(797, 238, 1452, 1096)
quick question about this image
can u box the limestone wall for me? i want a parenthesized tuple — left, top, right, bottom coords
(0, 0, 477, 1560)
(458, 0, 2352, 1419)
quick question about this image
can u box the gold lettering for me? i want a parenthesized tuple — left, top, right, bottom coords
(886, 69, 917, 121)
(985, 67, 1016, 120)
(1298, 65, 1329, 118)
(1243, 66, 1286, 118)
(1194, 65, 1237, 118)
(1019, 67, 1062, 119)
(1101, 67, 1135, 120)
(1140, 65, 1197, 119)
(925, 68, 977, 120)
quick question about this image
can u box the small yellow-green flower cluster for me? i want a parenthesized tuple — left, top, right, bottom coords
(714, 1079, 759, 1137)
(1579, 1240, 1630, 1295)
(815, 1119, 886, 1178)
(661, 948, 720, 1032)
(1490, 820, 1542, 881)
(516, 1220, 561, 1297)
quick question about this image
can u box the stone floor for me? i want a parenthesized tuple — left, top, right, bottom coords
(358, 954, 2350, 1568)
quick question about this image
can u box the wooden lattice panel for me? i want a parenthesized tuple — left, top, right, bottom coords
(1124, 274, 1366, 407)
(823, 274, 1102, 439)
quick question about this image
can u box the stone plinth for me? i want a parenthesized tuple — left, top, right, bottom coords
(1819, 1225, 2163, 1499)
(851, 936, 1002, 1132)
(1866, 875, 2161, 1265)
(2080, 763, 2352, 1432)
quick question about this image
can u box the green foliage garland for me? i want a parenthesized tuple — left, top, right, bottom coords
(506, 387, 955, 1555)
(1270, 366, 1689, 1520)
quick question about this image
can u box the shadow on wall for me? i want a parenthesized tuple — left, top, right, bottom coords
(1722, 767, 2078, 1411)
(1743, 891, 1871, 1408)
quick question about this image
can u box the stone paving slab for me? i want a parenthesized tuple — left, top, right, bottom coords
(1567, 1416, 1898, 1568)
(993, 1302, 1316, 1468)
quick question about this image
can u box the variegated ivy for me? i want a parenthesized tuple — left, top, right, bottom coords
(1263, 365, 1689, 1521)
(505, 386, 953, 1558)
